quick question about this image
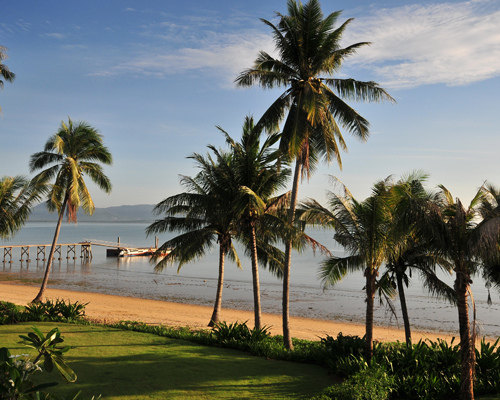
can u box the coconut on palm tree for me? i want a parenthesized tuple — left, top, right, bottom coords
(236, 0, 394, 348)
(216, 116, 291, 329)
(417, 185, 500, 400)
(30, 118, 112, 302)
(146, 150, 241, 327)
(0, 176, 45, 239)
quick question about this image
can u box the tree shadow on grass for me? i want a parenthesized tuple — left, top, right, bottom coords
(2, 323, 334, 399)
(44, 342, 333, 399)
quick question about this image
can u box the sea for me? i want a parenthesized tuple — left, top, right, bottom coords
(1, 222, 499, 337)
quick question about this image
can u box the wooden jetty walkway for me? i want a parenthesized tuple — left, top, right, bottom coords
(0, 237, 161, 263)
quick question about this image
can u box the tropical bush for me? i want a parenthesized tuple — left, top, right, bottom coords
(314, 366, 394, 400)
(211, 321, 271, 347)
(24, 299, 87, 322)
(474, 338, 500, 395)
(0, 301, 27, 324)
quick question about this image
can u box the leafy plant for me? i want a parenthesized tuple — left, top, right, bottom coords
(24, 299, 87, 322)
(314, 366, 394, 400)
(0, 301, 26, 325)
(211, 321, 271, 348)
(0, 327, 77, 399)
(475, 338, 500, 395)
(19, 326, 77, 382)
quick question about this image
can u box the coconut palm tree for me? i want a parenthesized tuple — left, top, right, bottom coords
(146, 151, 241, 327)
(30, 118, 112, 302)
(216, 116, 291, 329)
(0, 46, 15, 111)
(0, 176, 44, 239)
(236, 0, 394, 348)
(382, 173, 455, 345)
(418, 185, 500, 400)
(299, 178, 392, 359)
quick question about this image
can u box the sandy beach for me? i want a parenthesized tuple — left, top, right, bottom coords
(0, 281, 477, 343)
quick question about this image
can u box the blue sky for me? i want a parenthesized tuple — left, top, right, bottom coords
(1, 0, 499, 207)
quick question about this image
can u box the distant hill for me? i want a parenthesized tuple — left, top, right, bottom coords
(29, 204, 156, 222)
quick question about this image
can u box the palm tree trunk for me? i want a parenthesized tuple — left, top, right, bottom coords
(396, 265, 411, 345)
(249, 221, 262, 330)
(32, 194, 68, 303)
(208, 243, 226, 327)
(455, 272, 475, 400)
(365, 268, 376, 361)
(283, 159, 302, 350)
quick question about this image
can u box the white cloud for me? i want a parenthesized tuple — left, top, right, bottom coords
(345, 0, 500, 88)
(44, 32, 66, 39)
(93, 31, 275, 86)
(94, 0, 500, 89)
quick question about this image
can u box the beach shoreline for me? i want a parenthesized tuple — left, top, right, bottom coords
(1, 281, 492, 343)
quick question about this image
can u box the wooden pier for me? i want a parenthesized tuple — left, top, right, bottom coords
(0, 242, 92, 263)
(0, 237, 163, 263)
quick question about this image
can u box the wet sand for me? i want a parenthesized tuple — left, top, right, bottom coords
(0, 281, 479, 343)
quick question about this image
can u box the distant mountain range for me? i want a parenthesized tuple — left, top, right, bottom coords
(29, 204, 156, 222)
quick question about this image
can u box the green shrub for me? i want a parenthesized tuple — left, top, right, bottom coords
(314, 366, 394, 400)
(373, 339, 461, 399)
(0, 301, 26, 325)
(475, 338, 500, 395)
(211, 321, 271, 349)
(24, 299, 87, 322)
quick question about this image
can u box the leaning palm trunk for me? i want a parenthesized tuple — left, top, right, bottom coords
(365, 268, 377, 360)
(395, 265, 412, 345)
(455, 272, 475, 400)
(209, 243, 226, 327)
(283, 160, 302, 350)
(249, 222, 262, 330)
(32, 194, 68, 302)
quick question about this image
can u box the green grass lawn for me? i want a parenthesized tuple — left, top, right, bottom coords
(0, 322, 334, 399)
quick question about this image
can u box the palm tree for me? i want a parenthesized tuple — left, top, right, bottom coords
(216, 116, 291, 329)
(479, 184, 500, 296)
(382, 173, 455, 345)
(146, 151, 241, 327)
(236, 0, 394, 348)
(418, 185, 500, 400)
(0, 176, 44, 239)
(299, 178, 392, 359)
(30, 118, 112, 302)
(0, 46, 15, 111)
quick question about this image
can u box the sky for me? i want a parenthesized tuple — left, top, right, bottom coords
(1, 0, 499, 207)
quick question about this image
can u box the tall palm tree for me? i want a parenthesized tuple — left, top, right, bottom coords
(418, 185, 500, 400)
(382, 173, 455, 345)
(0, 176, 44, 239)
(30, 118, 112, 302)
(146, 151, 241, 327)
(216, 116, 291, 329)
(299, 178, 392, 359)
(0, 46, 15, 111)
(236, 0, 394, 348)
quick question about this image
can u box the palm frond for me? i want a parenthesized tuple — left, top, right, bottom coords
(319, 254, 364, 287)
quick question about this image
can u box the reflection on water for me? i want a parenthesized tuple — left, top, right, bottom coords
(1, 222, 500, 337)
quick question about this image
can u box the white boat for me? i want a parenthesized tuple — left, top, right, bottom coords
(118, 248, 171, 257)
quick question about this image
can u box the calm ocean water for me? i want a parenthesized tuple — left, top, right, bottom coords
(1, 222, 499, 337)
